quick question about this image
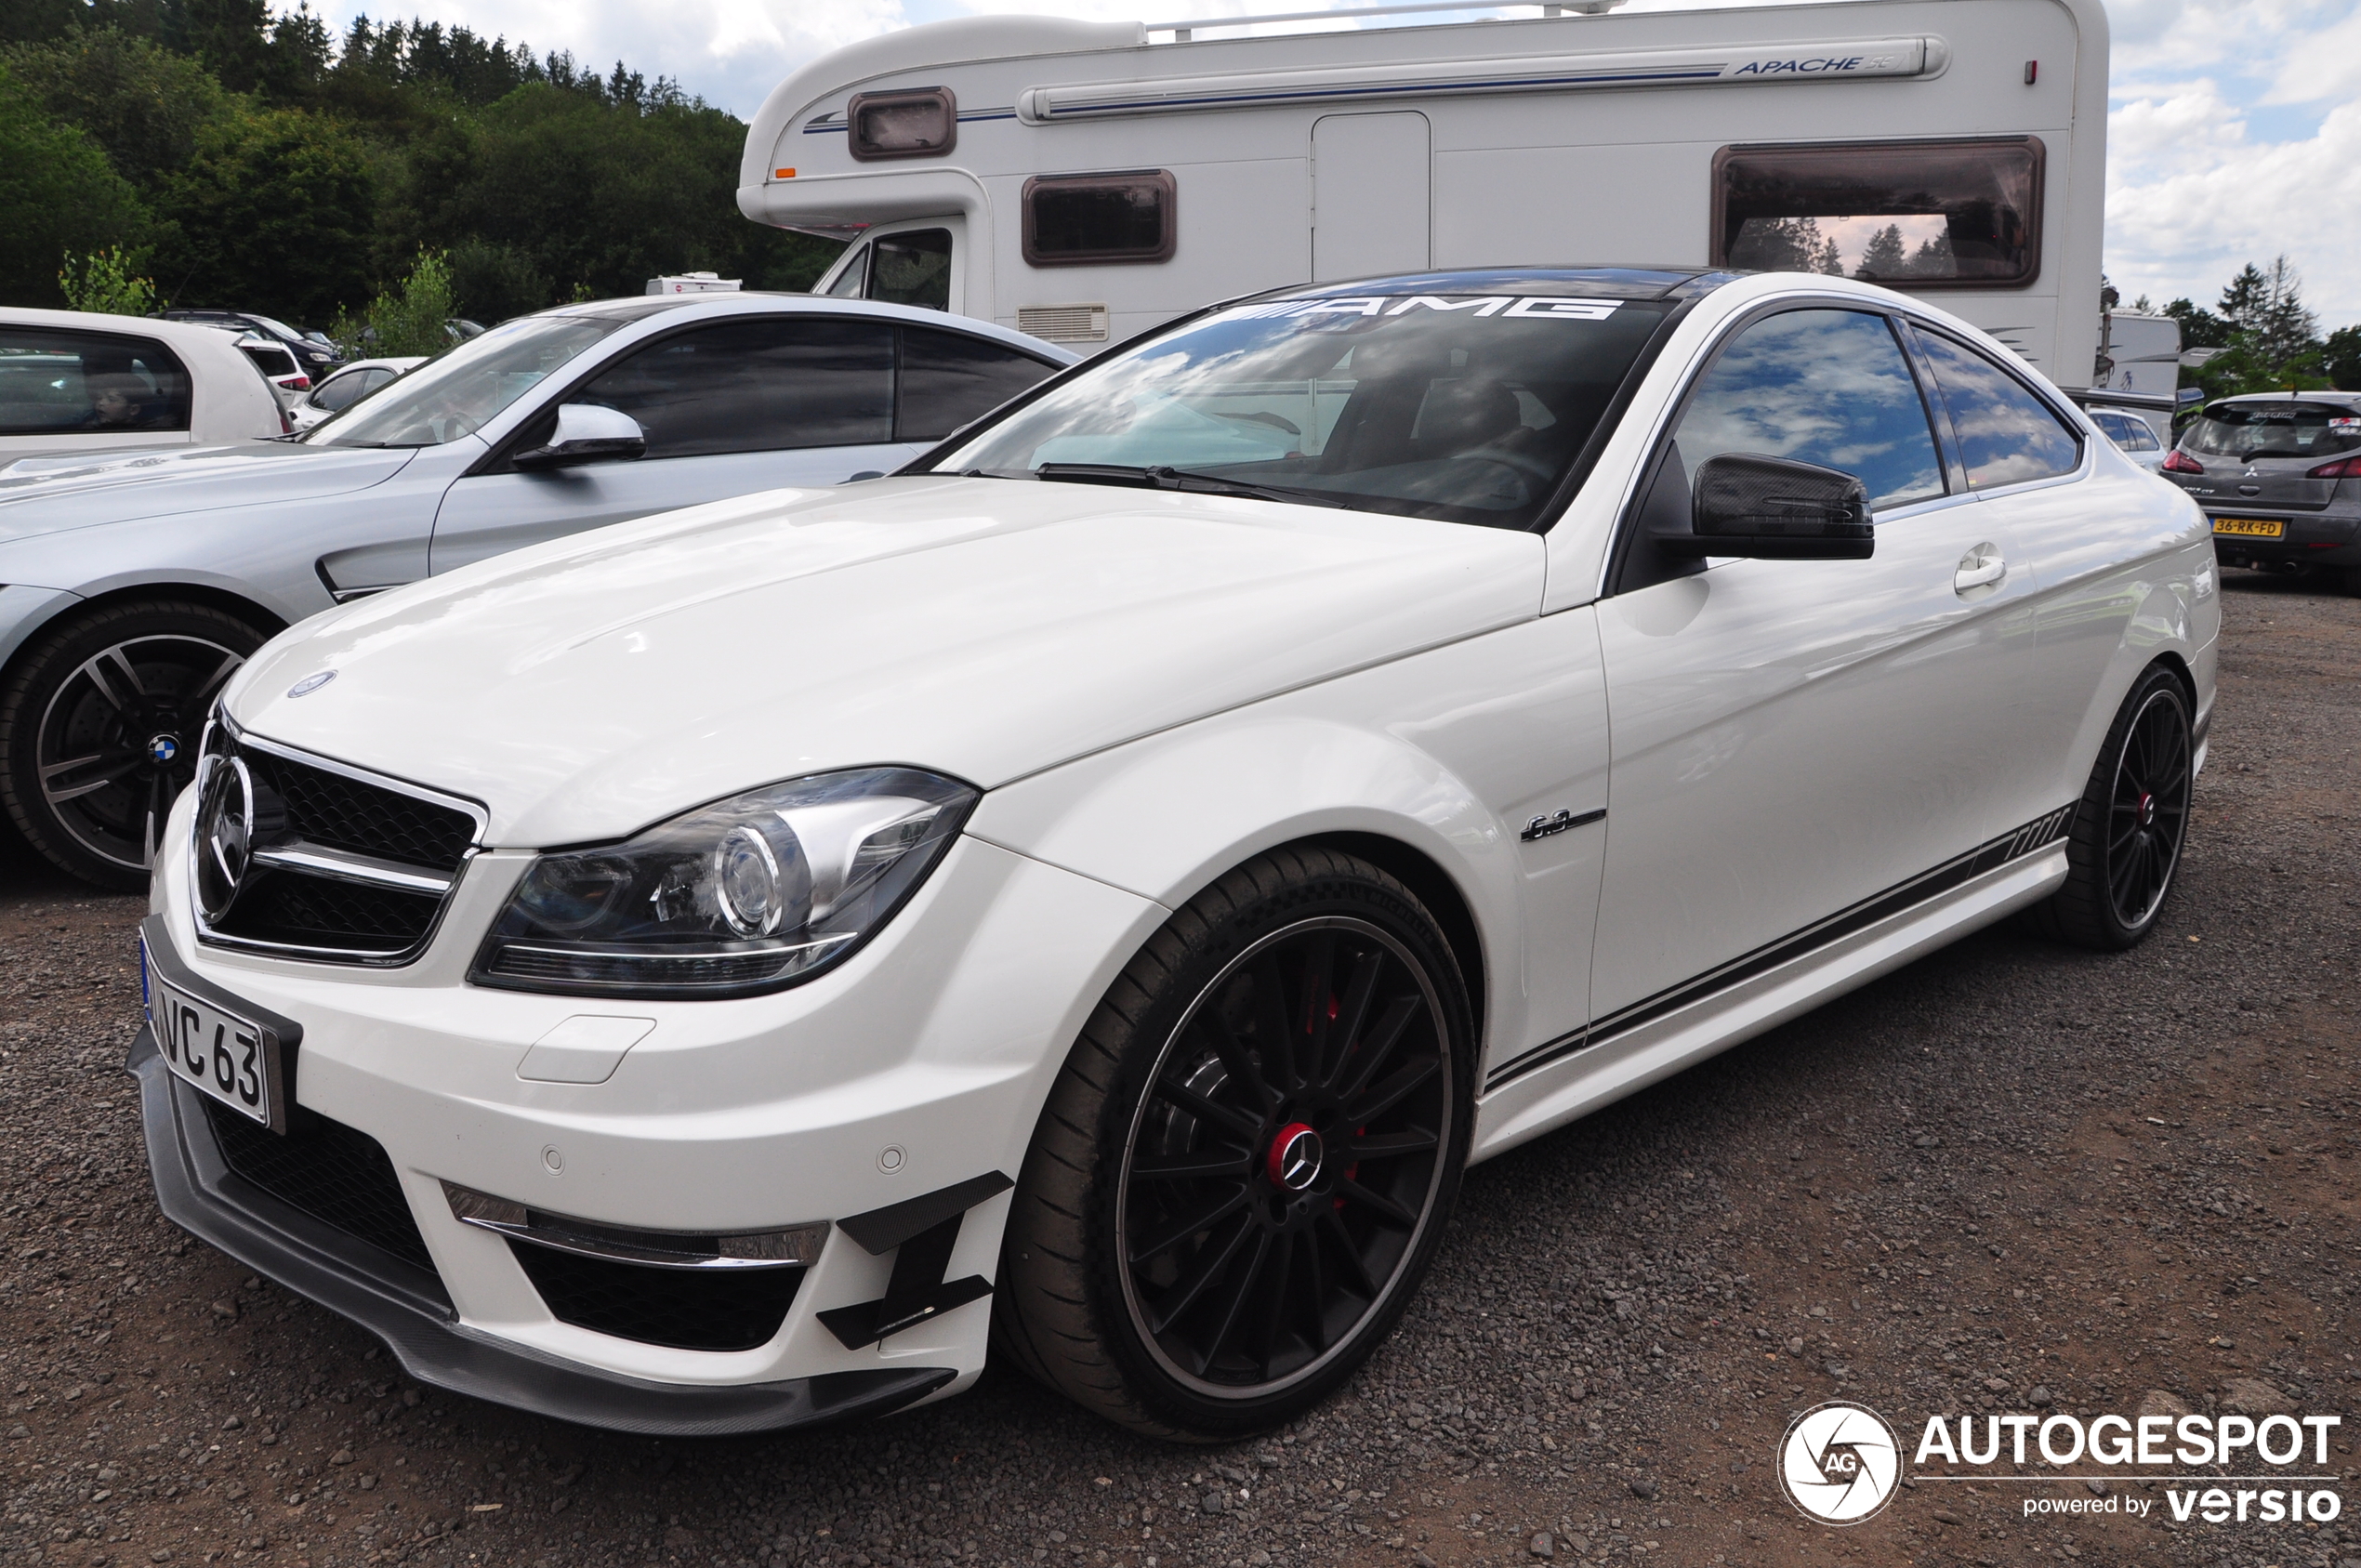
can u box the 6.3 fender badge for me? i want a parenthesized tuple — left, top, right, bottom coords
(1521, 807, 1605, 842)
(286, 670, 337, 698)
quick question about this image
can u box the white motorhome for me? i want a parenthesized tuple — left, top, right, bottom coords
(737, 0, 2108, 386)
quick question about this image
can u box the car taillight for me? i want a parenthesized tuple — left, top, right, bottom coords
(2304, 455, 2361, 479)
(2160, 450, 2204, 474)
(287, 376, 311, 391)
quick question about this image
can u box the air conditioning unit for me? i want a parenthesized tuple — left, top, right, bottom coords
(1018, 304, 1110, 343)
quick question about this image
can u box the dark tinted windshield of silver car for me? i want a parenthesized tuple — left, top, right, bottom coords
(2186, 402, 2361, 460)
(929, 293, 1675, 530)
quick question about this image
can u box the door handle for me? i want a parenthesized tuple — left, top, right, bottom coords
(1954, 543, 2006, 593)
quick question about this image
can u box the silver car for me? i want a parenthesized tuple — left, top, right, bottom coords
(2087, 406, 2167, 471)
(0, 294, 1073, 889)
(2161, 390, 2361, 589)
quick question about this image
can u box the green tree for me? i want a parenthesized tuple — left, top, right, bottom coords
(0, 62, 152, 306)
(2, 25, 232, 188)
(2326, 325, 2361, 392)
(327, 245, 454, 355)
(1853, 223, 1908, 280)
(2164, 297, 2230, 349)
(156, 101, 374, 321)
(58, 244, 159, 312)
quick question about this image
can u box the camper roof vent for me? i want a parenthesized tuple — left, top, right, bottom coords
(1019, 305, 1112, 344)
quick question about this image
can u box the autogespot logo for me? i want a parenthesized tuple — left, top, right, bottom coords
(1779, 1402, 1906, 1524)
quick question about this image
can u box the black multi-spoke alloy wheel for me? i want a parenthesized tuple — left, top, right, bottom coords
(2026, 664, 2194, 951)
(997, 848, 1473, 1439)
(0, 600, 264, 889)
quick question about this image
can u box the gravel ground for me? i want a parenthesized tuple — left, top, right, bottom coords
(0, 572, 2354, 1568)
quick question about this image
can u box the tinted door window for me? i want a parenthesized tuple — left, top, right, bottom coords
(866, 230, 952, 310)
(897, 328, 1056, 442)
(0, 327, 192, 435)
(1913, 329, 2082, 488)
(566, 317, 895, 459)
(1673, 309, 1945, 510)
(311, 367, 389, 413)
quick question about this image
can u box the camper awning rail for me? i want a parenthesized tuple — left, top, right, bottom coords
(1144, 0, 1625, 39)
(1018, 34, 1946, 121)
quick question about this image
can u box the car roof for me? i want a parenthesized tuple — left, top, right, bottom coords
(1255, 266, 1735, 302)
(540, 292, 1081, 362)
(2205, 389, 2361, 409)
(0, 306, 274, 359)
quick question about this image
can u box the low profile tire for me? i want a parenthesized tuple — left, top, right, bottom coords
(996, 847, 1474, 1441)
(0, 600, 264, 889)
(2025, 664, 2193, 951)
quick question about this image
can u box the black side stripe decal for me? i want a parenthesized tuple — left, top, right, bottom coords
(1485, 801, 2077, 1091)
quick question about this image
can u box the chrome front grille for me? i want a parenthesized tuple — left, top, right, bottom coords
(191, 722, 485, 965)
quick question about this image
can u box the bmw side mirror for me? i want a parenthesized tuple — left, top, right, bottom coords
(1659, 454, 1874, 560)
(511, 403, 647, 471)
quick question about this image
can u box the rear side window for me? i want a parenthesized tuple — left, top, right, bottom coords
(897, 327, 1058, 442)
(1911, 329, 2082, 488)
(2185, 402, 2361, 461)
(569, 317, 895, 458)
(1672, 308, 1945, 511)
(0, 326, 192, 435)
(1023, 171, 1177, 266)
(2093, 411, 2160, 452)
(1712, 138, 2044, 288)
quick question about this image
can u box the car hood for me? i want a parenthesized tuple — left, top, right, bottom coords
(226, 475, 1545, 846)
(0, 441, 415, 542)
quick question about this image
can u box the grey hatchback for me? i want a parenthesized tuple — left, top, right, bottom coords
(2161, 390, 2361, 586)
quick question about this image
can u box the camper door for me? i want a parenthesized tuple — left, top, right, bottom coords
(816, 217, 969, 316)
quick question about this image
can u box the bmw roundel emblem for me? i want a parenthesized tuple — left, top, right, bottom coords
(147, 733, 179, 764)
(286, 669, 337, 698)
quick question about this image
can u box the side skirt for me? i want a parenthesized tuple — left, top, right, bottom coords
(1469, 810, 2073, 1164)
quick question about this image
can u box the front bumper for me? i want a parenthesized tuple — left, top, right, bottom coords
(130, 1027, 953, 1434)
(135, 779, 1164, 1428)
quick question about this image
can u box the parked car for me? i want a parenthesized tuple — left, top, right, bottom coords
(0, 307, 284, 466)
(285, 356, 428, 433)
(2088, 406, 2167, 470)
(130, 268, 2214, 1441)
(0, 293, 1073, 889)
(162, 309, 343, 378)
(2161, 390, 2361, 588)
(230, 332, 312, 406)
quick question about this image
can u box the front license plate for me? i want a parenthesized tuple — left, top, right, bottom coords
(2213, 517, 2286, 538)
(145, 957, 278, 1130)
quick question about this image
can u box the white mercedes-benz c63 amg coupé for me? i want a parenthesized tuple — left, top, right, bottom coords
(136, 267, 2216, 1441)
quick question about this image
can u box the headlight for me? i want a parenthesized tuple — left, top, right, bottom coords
(470, 768, 977, 999)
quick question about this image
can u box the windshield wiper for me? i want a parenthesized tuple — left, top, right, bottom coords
(1032, 463, 1343, 508)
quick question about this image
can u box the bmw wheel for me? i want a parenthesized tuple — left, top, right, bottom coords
(0, 600, 265, 889)
(2026, 664, 2194, 951)
(996, 847, 1473, 1439)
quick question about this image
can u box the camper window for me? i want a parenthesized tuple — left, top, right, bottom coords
(848, 87, 956, 161)
(1711, 138, 2044, 288)
(1023, 172, 1177, 267)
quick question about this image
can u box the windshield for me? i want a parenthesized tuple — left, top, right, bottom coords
(927, 289, 1676, 528)
(2184, 402, 2361, 462)
(245, 314, 302, 342)
(307, 314, 624, 448)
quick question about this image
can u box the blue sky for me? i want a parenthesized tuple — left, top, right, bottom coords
(310, 0, 2361, 326)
